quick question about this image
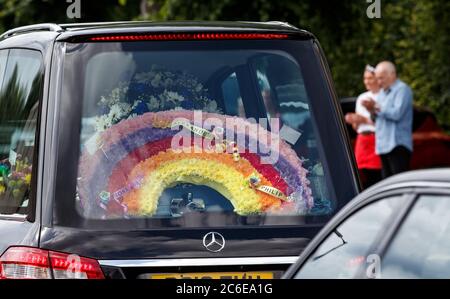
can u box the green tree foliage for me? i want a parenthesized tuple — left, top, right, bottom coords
(0, 0, 141, 32)
(139, 0, 450, 128)
(0, 0, 449, 127)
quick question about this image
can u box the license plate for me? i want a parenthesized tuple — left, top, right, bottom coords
(146, 271, 274, 279)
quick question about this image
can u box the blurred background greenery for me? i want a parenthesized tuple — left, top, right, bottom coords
(1, 0, 448, 129)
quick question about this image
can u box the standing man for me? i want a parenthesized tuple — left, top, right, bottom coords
(362, 61, 413, 178)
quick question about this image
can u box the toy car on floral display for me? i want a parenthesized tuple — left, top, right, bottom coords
(0, 21, 359, 279)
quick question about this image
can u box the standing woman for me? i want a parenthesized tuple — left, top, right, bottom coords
(345, 65, 382, 188)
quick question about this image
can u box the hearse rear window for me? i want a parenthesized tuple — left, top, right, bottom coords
(64, 40, 335, 226)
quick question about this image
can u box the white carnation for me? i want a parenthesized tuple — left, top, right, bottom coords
(151, 74, 162, 87)
(95, 115, 112, 132)
(108, 104, 123, 121)
(147, 96, 160, 110)
(205, 100, 218, 113)
(163, 90, 185, 105)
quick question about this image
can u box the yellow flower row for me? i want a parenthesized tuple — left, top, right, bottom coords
(122, 148, 282, 216)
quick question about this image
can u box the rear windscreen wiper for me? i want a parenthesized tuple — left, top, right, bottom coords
(312, 229, 347, 261)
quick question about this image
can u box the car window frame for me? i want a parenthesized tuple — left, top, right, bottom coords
(0, 49, 8, 89)
(286, 188, 417, 278)
(0, 47, 45, 223)
(367, 187, 450, 279)
(352, 192, 416, 278)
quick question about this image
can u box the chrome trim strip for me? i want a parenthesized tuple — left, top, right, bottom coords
(0, 213, 27, 221)
(381, 181, 450, 191)
(0, 23, 62, 39)
(99, 256, 298, 268)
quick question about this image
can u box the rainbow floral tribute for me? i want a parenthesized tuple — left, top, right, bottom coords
(78, 109, 313, 219)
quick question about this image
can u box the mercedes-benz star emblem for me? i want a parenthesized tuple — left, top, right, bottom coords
(203, 232, 225, 252)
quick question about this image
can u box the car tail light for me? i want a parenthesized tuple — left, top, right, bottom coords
(49, 251, 104, 279)
(88, 32, 290, 42)
(0, 247, 104, 279)
(0, 247, 51, 279)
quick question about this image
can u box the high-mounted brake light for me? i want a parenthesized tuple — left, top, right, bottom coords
(88, 33, 290, 42)
(0, 247, 104, 279)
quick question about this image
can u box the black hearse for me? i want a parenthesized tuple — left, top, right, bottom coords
(0, 21, 359, 279)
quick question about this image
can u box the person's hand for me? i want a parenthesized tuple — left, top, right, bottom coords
(345, 113, 370, 131)
(344, 113, 356, 125)
(361, 98, 378, 113)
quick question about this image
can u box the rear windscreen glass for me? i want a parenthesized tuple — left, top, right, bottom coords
(63, 40, 336, 227)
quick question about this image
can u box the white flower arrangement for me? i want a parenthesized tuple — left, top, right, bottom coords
(94, 66, 220, 133)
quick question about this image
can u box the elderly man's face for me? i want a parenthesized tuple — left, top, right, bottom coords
(375, 69, 390, 89)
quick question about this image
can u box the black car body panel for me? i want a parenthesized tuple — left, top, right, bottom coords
(0, 31, 58, 255)
(0, 21, 359, 278)
(39, 226, 318, 259)
(283, 168, 450, 278)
